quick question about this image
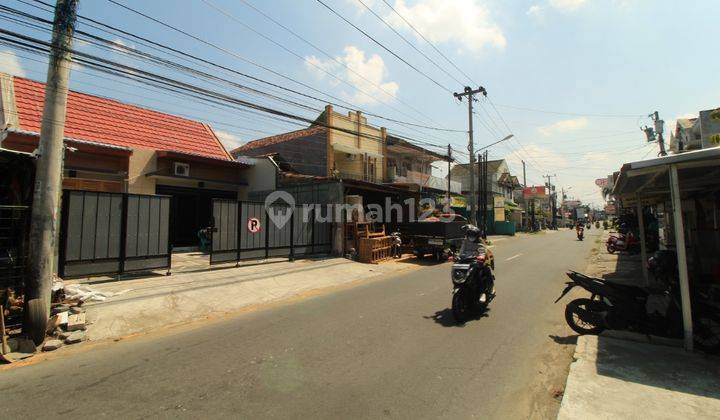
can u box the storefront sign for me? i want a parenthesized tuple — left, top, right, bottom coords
(494, 208, 505, 222)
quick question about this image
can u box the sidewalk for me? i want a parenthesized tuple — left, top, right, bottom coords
(558, 230, 720, 419)
(559, 335, 720, 419)
(71, 257, 424, 342)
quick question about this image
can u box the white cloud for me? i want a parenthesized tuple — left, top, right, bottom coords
(305, 45, 399, 105)
(385, 0, 506, 52)
(527, 4, 544, 17)
(215, 130, 244, 150)
(538, 117, 589, 136)
(548, 0, 587, 12)
(0, 50, 26, 77)
(110, 37, 135, 53)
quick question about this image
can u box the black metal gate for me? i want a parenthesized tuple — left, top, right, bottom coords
(210, 199, 332, 265)
(59, 191, 171, 278)
(0, 205, 29, 288)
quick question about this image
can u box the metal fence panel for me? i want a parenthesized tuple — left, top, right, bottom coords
(210, 199, 238, 264)
(60, 191, 170, 278)
(0, 206, 29, 288)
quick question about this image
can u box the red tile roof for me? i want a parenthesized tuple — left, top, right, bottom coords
(231, 126, 326, 155)
(10, 76, 232, 161)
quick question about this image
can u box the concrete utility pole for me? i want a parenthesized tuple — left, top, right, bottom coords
(544, 174, 557, 229)
(446, 144, 451, 212)
(651, 111, 667, 156)
(25, 0, 78, 345)
(453, 86, 486, 225)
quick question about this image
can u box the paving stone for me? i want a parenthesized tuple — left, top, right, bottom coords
(66, 313, 86, 331)
(64, 331, 86, 344)
(51, 304, 70, 315)
(42, 339, 63, 351)
(69, 306, 85, 314)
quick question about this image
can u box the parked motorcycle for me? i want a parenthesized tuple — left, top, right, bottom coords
(450, 225, 495, 322)
(606, 232, 639, 254)
(555, 271, 720, 353)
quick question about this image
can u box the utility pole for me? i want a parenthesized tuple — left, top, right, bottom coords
(482, 150, 488, 238)
(544, 174, 557, 229)
(651, 111, 667, 156)
(25, 0, 78, 345)
(453, 86, 486, 225)
(446, 144, 451, 212)
(522, 160, 527, 230)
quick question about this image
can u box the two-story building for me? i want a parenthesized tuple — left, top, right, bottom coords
(448, 159, 522, 230)
(231, 105, 457, 215)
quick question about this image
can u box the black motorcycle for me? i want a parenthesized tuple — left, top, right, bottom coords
(556, 270, 720, 353)
(576, 227, 584, 241)
(450, 232, 495, 323)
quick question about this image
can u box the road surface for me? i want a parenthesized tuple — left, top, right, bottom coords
(1, 228, 600, 419)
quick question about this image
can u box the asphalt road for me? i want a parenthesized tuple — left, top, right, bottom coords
(1, 228, 600, 419)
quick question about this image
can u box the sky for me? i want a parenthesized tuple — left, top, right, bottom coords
(1, 0, 718, 207)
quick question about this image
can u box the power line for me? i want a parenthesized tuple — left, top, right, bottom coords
(11, 1, 467, 148)
(354, 0, 465, 87)
(313, 0, 453, 94)
(491, 103, 644, 119)
(0, 28, 454, 156)
(231, 0, 459, 133)
(379, 0, 476, 86)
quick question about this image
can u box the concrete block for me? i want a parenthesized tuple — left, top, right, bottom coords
(64, 331, 86, 344)
(51, 304, 70, 315)
(66, 313, 86, 331)
(42, 339, 63, 352)
(69, 306, 85, 314)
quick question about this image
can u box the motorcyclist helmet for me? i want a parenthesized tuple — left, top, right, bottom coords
(461, 224, 482, 242)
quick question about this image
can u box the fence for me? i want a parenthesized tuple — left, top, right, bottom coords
(210, 199, 333, 265)
(59, 191, 171, 278)
(0, 205, 29, 288)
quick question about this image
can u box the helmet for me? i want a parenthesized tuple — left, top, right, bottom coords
(462, 224, 481, 242)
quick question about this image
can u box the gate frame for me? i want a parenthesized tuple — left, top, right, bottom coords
(210, 200, 331, 265)
(58, 190, 172, 279)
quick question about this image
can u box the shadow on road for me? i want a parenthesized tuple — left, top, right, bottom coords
(548, 334, 579, 345)
(424, 308, 490, 327)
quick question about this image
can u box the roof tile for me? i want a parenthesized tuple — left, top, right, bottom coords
(10, 76, 232, 161)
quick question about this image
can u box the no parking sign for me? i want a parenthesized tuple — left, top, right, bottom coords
(247, 217, 261, 233)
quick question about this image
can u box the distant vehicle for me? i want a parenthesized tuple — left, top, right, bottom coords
(397, 214, 467, 261)
(450, 225, 495, 322)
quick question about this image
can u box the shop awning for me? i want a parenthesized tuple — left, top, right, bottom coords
(612, 146, 720, 351)
(613, 147, 720, 203)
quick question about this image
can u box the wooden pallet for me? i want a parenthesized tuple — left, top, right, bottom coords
(357, 236, 394, 263)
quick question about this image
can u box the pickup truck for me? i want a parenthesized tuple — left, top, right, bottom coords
(396, 215, 467, 261)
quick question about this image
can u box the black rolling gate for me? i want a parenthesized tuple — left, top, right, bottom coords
(59, 191, 171, 278)
(210, 199, 332, 265)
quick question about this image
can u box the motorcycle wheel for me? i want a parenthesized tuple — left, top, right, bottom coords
(607, 243, 615, 254)
(565, 298, 606, 335)
(694, 315, 720, 354)
(452, 290, 470, 323)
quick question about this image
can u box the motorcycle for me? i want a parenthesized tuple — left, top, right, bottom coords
(607, 232, 639, 254)
(450, 227, 495, 323)
(555, 271, 720, 353)
(576, 227, 584, 241)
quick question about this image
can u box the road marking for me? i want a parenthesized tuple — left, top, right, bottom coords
(506, 253, 522, 261)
